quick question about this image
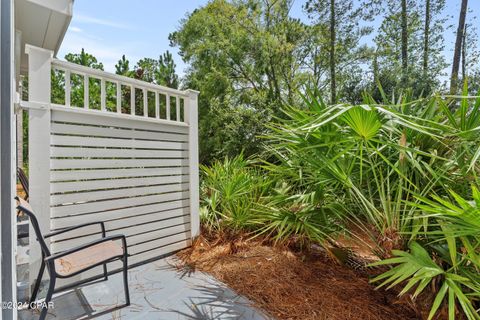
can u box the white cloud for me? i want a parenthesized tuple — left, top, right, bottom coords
(75, 13, 133, 30)
(69, 26, 83, 33)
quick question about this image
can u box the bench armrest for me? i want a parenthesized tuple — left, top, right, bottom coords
(44, 221, 106, 239)
(45, 234, 127, 263)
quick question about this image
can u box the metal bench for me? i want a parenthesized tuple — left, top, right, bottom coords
(15, 197, 130, 320)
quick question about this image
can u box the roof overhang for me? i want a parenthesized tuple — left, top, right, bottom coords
(15, 0, 73, 73)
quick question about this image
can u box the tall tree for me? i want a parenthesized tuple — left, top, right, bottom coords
(450, 0, 468, 94)
(114, 53, 179, 114)
(401, 0, 408, 86)
(458, 19, 480, 88)
(305, 0, 369, 103)
(55, 49, 104, 108)
(369, 0, 446, 97)
(114, 55, 135, 113)
(157, 51, 179, 89)
(134, 58, 159, 83)
(116, 53, 179, 89)
(420, 0, 447, 93)
(329, 0, 336, 103)
(422, 0, 430, 76)
(115, 55, 133, 77)
(64, 48, 104, 70)
(170, 0, 308, 162)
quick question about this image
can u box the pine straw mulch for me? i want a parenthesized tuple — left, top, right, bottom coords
(176, 232, 421, 320)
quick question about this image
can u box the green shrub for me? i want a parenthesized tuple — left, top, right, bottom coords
(251, 181, 347, 245)
(371, 186, 480, 320)
(262, 87, 480, 317)
(200, 155, 269, 233)
(200, 86, 480, 319)
(200, 154, 346, 244)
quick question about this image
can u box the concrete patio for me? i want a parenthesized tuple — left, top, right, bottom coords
(18, 257, 269, 320)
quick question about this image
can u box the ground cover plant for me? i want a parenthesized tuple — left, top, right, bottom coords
(198, 86, 480, 320)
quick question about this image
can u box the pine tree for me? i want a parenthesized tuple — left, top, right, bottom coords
(369, 0, 446, 96)
(422, 0, 430, 76)
(305, 0, 368, 103)
(450, 0, 468, 94)
(329, 0, 336, 103)
(115, 55, 133, 77)
(401, 0, 408, 87)
(157, 51, 179, 89)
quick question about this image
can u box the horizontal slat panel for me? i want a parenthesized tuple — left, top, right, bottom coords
(51, 224, 190, 253)
(106, 208, 190, 231)
(51, 200, 190, 228)
(48, 108, 193, 270)
(92, 238, 191, 267)
(51, 175, 189, 193)
(51, 147, 188, 159)
(51, 167, 188, 181)
(50, 234, 106, 254)
(51, 191, 189, 217)
(128, 231, 191, 255)
(126, 223, 190, 247)
(128, 239, 191, 263)
(51, 108, 188, 134)
(52, 215, 190, 243)
(51, 158, 188, 169)
(51, 122, 188, 142)
(51, 183, 189, 206)
(51, 135, 188, 150)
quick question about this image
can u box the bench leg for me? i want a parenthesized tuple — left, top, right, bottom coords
(121, 255, 130, 306)
(39, 276, 55, 320)
(103, 263, 108, 281)
(29, 260, 45, 307)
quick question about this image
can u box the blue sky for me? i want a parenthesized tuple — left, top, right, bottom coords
(58, 0, 479, 76)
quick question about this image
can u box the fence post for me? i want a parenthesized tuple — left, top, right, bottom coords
(25, 44, 52, 289)
(185, 89, 200, 239)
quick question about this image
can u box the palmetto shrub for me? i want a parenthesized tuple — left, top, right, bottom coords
(200, 84, 480, 318)
(251, 181, 347, 245)
(200, 154, 346, 244)
(263, 86, 480, 319)
(200, 155, 268, 233)
(371, 186, 480, 320)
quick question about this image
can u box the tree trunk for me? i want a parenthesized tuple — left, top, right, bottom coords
(423, 0, 430, 76)
(401, 0, 408, 87)
(373, 49, 378, 85)
(461, 24, 467, 84)
(450, 0, 468, 94)
(330, 0, 336, 104)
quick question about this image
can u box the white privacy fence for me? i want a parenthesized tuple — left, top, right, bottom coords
(22, 45, 199, 285)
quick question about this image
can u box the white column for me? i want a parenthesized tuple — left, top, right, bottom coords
(1, 0, 16, 317)
(15, 31, 23, 170)
(25, 45, 53, 288)
(185, 89, 200, 238)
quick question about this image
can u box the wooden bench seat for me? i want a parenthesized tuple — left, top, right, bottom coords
(54, 240, 124, 276)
